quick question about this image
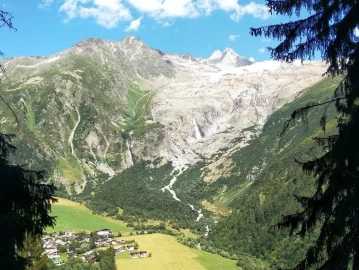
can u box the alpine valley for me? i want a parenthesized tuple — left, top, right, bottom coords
(0, 36, 339, 269)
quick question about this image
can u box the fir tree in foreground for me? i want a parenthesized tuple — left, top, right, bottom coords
(0, 133, 57, 269)
(0, 10, 57, 270)
(251, 0, 359, 269)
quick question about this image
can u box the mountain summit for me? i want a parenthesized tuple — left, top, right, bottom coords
(202, 47, 253, 69)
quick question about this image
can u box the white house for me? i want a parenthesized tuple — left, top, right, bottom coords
(42, 249, 60, 259)
(139, 251, 147, 258)
(114, 246, 126, 253)
(96, 229, 111, 237)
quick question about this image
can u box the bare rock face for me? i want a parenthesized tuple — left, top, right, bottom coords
(0, 36, 327, 189)
(149, 58, 327, 168)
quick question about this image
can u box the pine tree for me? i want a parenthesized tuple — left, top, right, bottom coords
(251, 1, 359, 269)
(0, 10, 57, 270)
(18, 234, 49, 270)
(0, 134, 57, 269)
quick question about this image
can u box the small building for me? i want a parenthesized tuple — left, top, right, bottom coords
(55, 239, 66, 246)
(96, 229, 111, 237)
(43, 241, 56, 249)
(82, 237, 90, 243)
(61, 235, 72, 242)
(95, 239, 108, 247)
(64, 231, 73, 237)
(42, 235, 53, 242)
(139, 251, 147, 258)
(43, 249, 60, 259)
(105, 238, 113, 243)
(114, 246, 126, 254)
(130, 252, 139, 259)
(126, 245, 135, 250)
(83, 250, 95, 262)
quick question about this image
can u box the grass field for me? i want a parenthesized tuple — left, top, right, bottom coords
(47, 198, 131, 233)
(116, 234, 238, 270)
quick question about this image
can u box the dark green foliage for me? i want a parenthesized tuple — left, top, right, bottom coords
(96, 247, 116, 270)
(173, 161, 209, 203)
(250, 0, 359, 268)
(203, 78, 339, 268)
(48, 257, 93, 270)
(0, 133, 57, 269)
(18, 234, 49, 270)
(57, 245, 67, 253)
(84, 161, 198, 227)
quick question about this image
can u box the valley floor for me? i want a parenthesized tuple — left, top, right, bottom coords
(48, 198, 238, 270)
(116, 234, 238, 270)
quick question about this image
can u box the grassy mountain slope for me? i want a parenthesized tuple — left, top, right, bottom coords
(0, 53, 165, 191)
(48, 198, 130, 233)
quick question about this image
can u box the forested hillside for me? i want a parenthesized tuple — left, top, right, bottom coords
(78, 161, 207, 230)
(200, 77, 341, 269)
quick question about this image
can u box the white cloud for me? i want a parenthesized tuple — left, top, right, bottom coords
(125, 16, 142, 31)
(259, 47, 265, 53)
(229, 34, 240, 41)
(59, 0, 132, 28)
(230, 2, 270, 21)
(127, 0, 199, 19)
(38, 0, 54, 8)
(126, 0, 270, 21)
(53, 0, 270, 29)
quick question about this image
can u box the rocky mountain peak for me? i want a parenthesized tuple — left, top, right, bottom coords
(181, 53, 197, 61)
(73, 37, 105, 48)
(118, 35, 155, 55)
(121, 35, 144, 45)
(208, 50, 223, 60)
(202, 47, 252, 69)
(223, 47, 235, 54)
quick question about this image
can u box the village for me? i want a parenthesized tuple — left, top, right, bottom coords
(41, 229, 149, 266)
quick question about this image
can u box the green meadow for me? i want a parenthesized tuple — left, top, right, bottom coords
(47, 198, 131, 233)
(116, 234, 238, 270)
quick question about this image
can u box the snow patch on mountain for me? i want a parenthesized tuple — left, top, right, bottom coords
(201, 47, 253, 70)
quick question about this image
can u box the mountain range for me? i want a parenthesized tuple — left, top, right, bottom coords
(0, 36, 326, 189)
(0, 36, 335, 268)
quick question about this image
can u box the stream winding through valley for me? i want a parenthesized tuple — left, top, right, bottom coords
(161, 165, 210, 237)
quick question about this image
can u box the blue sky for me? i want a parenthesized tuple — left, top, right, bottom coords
(1, 0, 290, 61)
